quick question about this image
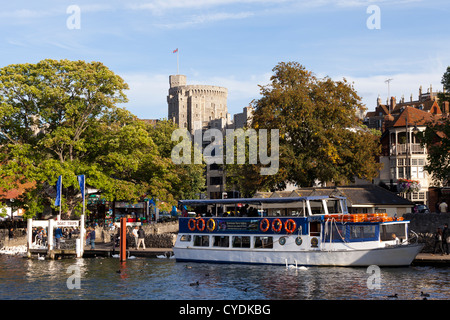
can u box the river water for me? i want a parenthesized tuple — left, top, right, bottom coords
(0, 254, 449, 301)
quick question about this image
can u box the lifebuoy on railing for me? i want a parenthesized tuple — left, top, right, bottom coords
(284, 219, 297, 234)
(196, 218, 206, 232)
(206, 218, 216, 232)
(272, 218, 282, 233)
(188, 218, 196, 231)
(260, 218, 270, 232)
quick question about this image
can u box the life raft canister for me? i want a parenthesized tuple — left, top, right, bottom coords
(206, 218, 216, 232)
(284, 219, 296, 234)
(188, 218, 196, 231)
(272, 218, 282, 233)
(260, 218, 270, 232)
(196, 218, 206, 232)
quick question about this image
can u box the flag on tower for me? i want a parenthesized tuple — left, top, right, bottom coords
(173, 48, 178, 53)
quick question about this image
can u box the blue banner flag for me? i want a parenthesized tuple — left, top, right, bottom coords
(77, 175, 85, 201)
(55, 175, 62, 207)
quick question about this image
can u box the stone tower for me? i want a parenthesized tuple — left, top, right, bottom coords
(167, 75, 229, 134)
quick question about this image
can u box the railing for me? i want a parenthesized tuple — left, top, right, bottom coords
(390, 144, 426, 155)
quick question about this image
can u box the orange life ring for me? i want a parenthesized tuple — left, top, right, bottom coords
(284, 219, 296, 234)
(206, 218, 216, 232)
(272, 218, 282, 233)
(260, 218, 270, 232)
(196, 218, 206, 232)
(188, 219, 196, 231)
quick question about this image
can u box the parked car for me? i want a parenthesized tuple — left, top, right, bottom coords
(414, 204, 430, 213)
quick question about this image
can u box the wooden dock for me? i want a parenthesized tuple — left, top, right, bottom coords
(83, 243, 173, 258)
(411, 253, 450, 267)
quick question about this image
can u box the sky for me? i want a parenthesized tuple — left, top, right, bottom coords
(1, 0, 449, 120)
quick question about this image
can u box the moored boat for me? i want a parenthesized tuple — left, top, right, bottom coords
(173, 196, 423, 267)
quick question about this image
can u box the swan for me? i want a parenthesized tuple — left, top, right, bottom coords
(37, 254, 45, 260)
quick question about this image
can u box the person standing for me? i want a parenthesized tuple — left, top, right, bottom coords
(439, 200, 448, 214)
(137, 226, 146, 250)
(90, 227, 96, 249)
(433, 227, 444, 255)
(132, 226, 139, 248)
(442, 223, 450, 255)
(54, 227, 63, 249)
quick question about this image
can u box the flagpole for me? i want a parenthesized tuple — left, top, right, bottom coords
(177, 49, 179, 74)
(58, 176, 62, 221)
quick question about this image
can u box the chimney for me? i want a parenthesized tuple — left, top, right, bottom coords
(443, 101, 450, 115)
(390, 96, 396, 113)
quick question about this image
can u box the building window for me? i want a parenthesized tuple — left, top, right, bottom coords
(210, 176, 223, 185)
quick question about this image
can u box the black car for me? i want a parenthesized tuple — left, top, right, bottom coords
(414, 204, 430, 213)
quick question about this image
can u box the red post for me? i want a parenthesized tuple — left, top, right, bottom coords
(120, 217, 126, 262)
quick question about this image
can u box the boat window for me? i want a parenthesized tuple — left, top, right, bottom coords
(309, 200, 326, 215)
(380, 224, 406, 241)
(180, 235, 191, 242)
(232, 236, 251, 248)
(213, 236, 230, 247)
(323, 224, 346, 242)
(326, 200, 343, 214)
(254, 236, 273, 249)
(193, 235, 210, 247)
(348, 225, 377, 241)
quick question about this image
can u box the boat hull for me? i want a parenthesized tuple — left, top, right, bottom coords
(173, 243, 424, 267)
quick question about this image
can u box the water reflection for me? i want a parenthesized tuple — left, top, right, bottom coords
(0, 255, 449, 300)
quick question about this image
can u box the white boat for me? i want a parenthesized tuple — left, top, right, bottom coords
(173, 196, 423, 267)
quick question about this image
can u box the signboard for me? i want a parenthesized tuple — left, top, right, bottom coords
(55, 220, 80, 227)
(217, 219, 259, 232)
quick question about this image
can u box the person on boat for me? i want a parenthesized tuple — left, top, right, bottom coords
(433, 228, 444, 255)
(391, 233, 400, 245)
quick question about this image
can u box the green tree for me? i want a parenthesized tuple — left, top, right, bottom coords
(0, 59, 188, 218)
(438, 66, 450, 107)
(417, 117, 450, 186)
(229, 62, 381, 192)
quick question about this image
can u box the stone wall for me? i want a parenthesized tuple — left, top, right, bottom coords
(98, 221, 179, 248)
(404, 213, 450, 253)
(0, 228, 27, 248)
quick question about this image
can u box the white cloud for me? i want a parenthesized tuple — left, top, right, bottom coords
(155, 11, 255, 29)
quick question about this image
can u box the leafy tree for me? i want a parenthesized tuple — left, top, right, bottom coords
(228, 62, 381, 192)
(438, 66, 450, 107)
(0, 59, 200, 218)
(417, 116, 450, 186)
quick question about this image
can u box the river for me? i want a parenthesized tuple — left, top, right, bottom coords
(0, 254, 449, 301)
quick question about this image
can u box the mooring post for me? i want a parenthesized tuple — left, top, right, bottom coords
(120, 217, 126, 262)
(27, 218, 33, 258)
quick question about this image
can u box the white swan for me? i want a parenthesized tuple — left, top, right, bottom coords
(37, 254, 45, 260)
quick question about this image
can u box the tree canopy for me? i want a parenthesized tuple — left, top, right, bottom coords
(417, 116, 450, 186)
(0, 59, 204, 218)
(227, 62, 381, 193)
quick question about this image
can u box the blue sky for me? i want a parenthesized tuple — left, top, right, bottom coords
(1, 0, 449, 119)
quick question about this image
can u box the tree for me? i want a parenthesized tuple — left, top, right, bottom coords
(417, 116, 450, 186)
(0, 59, 198, 218)
(228, 62, 381, 192)
(438, 66, 450, 107)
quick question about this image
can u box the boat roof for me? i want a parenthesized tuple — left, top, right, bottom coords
(178, 195, 346, 206)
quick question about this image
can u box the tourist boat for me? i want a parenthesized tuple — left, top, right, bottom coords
(173, 196, 423, 267)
